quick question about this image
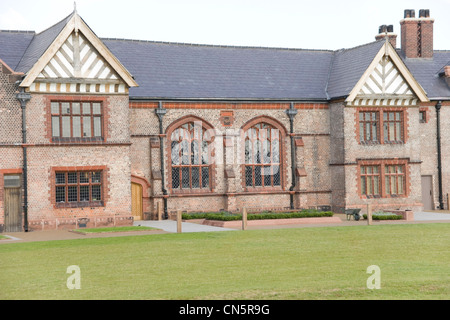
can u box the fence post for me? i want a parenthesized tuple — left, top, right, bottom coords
(367, 203, 373, 226)
(177, 210, 182, 233)
(242, 208, 247, 230)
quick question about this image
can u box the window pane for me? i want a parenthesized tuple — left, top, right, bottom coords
(92, 103, 101, 115)
(191, 167, 200, 188)
(191, 141, 199, 165)
(254, 166, 262, 186)
(68, 172, 77, 184)
(68, 186, 78, 202)
(263, 140, 270, 164)
(181, 140, 189, 165)
(56, 186, 66, 202)
(361, 176, 367, 195)
(398, 176, 404, 194)
(52, 117, 60, 137)
(264, 165, 271, 186)
(245, 139, 252, 164)
(181, 167, 190, 188)
(396, 122, 401, 140)
(171, 141, 180, 165)
(83, 117, 91, 137)
(82, 103, 91, 115)
(245, 166, 253, 187)
(56, 173, 65, 184)
(372, 122, 377, 141)
(72, 103, 81, 114)
(51, 102, 60, 114)
(73, 116, 81, 137)
(389, 122, 395, 141)
(255, 140, 261, 164)
(62, 117, 71, 137)
(202, 141, 209, 165)
(92, 185, 101, 201)
(273, 165, 281, 186)
(80, 186, 90, 201)
(359, 123, 364, 141)
(79, 172, 89, 184)
(93, 117, 102, 137)
(385, 175, 391, 194)
(92, 172, 101, 183)
(272, 139, 279, 163)
(201, 167, 209, 188)
(62, 103, 70, 114)
(172, 167, 180, 189)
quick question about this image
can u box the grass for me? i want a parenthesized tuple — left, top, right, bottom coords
(0, 235, 9, 240)
(0, 223, 449, 300)
(72, 226, 159, 234)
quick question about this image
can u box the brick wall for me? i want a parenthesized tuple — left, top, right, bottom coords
(129, 102, 332, 214)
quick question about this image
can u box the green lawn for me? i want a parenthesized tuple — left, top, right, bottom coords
(0, 223, 449, 300)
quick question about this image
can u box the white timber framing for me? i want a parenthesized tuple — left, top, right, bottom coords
(20, 12, 138, 92)
(346, 40, 429, 106)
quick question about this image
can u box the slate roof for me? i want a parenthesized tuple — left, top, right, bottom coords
(0, 12, 449, 101)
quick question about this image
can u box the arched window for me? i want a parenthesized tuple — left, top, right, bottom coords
(167, 118, 214, 192)
(242, 118, 285, 189)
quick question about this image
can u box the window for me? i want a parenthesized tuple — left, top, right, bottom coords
(359, 112, 379, 143)
(358, 109, 405, 144)
(244, 122, 281, 188)
(170, 122, 212, 192)
(360, 166, 380, 196)
(51, 101, 103, 141)
(419, 110, 427, 123)
(359, 160, 408, 198)
(383, 112, 403, 143)
(55, 171, 103, 207)
(385, 165, 405, 196)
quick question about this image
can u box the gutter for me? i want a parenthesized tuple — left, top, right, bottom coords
(435, 101, 444, 209)
(155, 102, 168, 219)
(286, 102, 298, 210)
(16, 89, 31, 232)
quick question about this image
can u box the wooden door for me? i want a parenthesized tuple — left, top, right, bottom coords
(131, 182, 143, 221)
(421, 175, 433, 211)
(4, 180, 22, 232)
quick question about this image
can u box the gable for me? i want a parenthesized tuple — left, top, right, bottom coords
(20, 12, 138, 93)
(346, 41, 428, 106)
(29, 31, 127, 94)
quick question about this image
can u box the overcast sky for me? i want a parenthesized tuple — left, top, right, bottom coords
(1, 0, 449, 50)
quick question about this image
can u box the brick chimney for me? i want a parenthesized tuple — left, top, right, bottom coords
(400, 9, 434, 58)
(375, 25, 397, 48)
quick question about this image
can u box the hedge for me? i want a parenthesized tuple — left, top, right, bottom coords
(363, 213, 403, 220)
(182, 210, 333, 221)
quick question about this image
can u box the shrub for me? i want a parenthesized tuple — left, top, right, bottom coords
(182, 210, 333, 221)
(363, 212, 403, 220)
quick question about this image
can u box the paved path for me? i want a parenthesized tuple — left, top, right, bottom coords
(134, 220, 236, 233)
(413, 211, 450, 221)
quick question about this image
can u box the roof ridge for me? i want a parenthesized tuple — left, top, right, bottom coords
(0, 30, 36, 34)
(101, 37, 335, 53)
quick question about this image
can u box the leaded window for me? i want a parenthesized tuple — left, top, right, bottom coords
(244, 122, 281, 188)
(55, 171, 103, 207)
(170, 122, 211, 191)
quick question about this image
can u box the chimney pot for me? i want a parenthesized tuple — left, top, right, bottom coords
(419, 9, 430, 18)
(404, 9, 415, 18)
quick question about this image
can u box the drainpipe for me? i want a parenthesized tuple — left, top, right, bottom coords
(16, 89, 31, 232)
(435, 101, 444, 210)
(155, 102, 168, 219)
(286, 103, 298, 210)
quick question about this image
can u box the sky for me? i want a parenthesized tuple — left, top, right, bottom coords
(0, 0, 449, 50)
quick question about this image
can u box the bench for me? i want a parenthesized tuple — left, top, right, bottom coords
(345, 209, 361, 221)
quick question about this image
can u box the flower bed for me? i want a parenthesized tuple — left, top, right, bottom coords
(363, 211, 403, 220)
(183, 210, 342, 228)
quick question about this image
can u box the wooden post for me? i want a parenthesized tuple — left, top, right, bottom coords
(367, 203, 373, 226)
(157, 201, 162, 221)
(242, 208, 247, 230)
(177, 210, 182, 233)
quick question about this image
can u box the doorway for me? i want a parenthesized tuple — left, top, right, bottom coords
(131, 182, 143, 221)
(421, 175, 433, 211)
(4, 175, 22, 232)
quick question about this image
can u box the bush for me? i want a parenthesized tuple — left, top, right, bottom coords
(182, 210, 334, 221)
(363, 212, 403, 220)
